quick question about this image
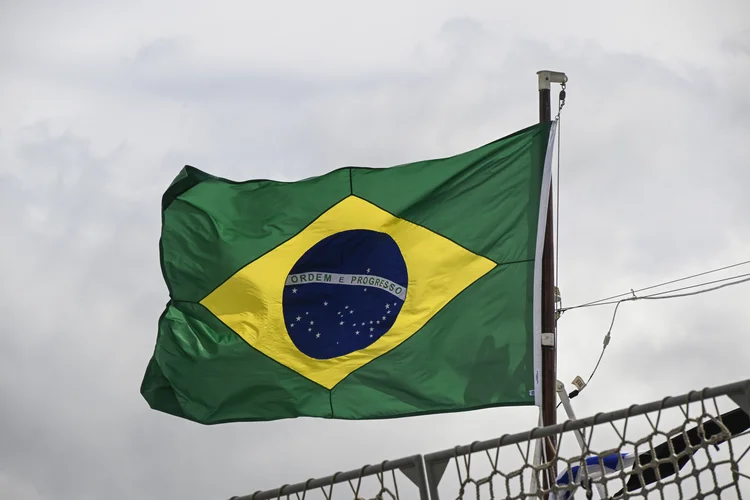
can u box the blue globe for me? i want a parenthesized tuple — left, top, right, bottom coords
(282, 229, 408, 360)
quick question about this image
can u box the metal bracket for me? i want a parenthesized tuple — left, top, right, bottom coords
(729, 382, 750, 417)
(557, 380, 607, 499)
(426, 458, 449, 500)
(541, 332, 555, 346)
(399, 457, 425, 488)
(537, 70, 568, 90)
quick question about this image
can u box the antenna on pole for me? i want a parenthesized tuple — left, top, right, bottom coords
(537, 69, 567, 490)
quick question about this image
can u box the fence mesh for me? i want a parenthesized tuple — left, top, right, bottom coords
(428, 399, 750, 499)
(229, 455, 429, 500)
(229, 379, 750, 500)
(425, 380, 750, 499)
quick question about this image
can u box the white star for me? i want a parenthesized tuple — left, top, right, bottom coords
(369, 321, 373, 324)
(352, 323, 356, 327)
(323, 301, 328, 306)
(393, 302, 397, 306)
(355, 331, 360, 335)
(306, 312, 309, 315)
(345, 305, 349, 309)
(292, 288, 298, 294)
(290, 323, 295, 328)
(310, 320, 315, 325)
(376, 320, 380, 324)
(316, 333, 320, 338)
(296, 316, 301, 321)
(387, 310, 391, 314)
(369, 334, 373, 338)
(336, 342, 339, 344)
(382, 316, 386, 320)
(363, 288, 367, 292)
(361, 322, 365, 326)
(367, 268, 371, 273)
(339, 321, 344, 325)
(308, 328, 312, 332)
(370, 327, 374, 332)
(349, 310, 354, 314)
(385, 304, 390, 309)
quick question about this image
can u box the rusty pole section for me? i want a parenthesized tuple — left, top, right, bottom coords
(537, 69, 567, 489)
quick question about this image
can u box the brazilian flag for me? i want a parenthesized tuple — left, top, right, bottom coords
(141, 122, 555, 423)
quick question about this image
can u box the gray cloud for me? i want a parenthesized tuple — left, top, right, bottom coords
(722, 29, 750, 56)
(2, 3, 750, 499)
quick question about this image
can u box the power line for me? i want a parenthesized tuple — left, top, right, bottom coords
(561, 261, 750, 312)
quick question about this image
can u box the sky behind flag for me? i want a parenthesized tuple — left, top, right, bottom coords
(1, 1, 750, 499)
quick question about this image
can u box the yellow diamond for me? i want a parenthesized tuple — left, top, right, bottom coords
(201, 195, 496, 389)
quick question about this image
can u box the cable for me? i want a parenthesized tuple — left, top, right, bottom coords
(557, 301, 622, 409)
(561, 264, 750, 312)
(564, 260, 750, 311)
(640, 275, 750, 301)
(557, 273, 750, 409)
(555, 118, 560, 288)
(552, 88, 565, 409)
(565, 272, 750, 311)
(583, 301, 621, 386)
(555, 89, 564, 291)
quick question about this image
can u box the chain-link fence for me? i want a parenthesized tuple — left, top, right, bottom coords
(229, 379, 750, 500)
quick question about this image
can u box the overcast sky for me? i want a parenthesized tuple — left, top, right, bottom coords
(2, 1, 750, 499)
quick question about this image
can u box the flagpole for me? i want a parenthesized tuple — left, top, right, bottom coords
(537, 69, 567, 489)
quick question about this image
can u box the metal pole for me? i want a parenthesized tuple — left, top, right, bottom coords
(529, 408, 544, 494)
(558, 381, 606, 499)
(557, 381, 586, 456)
(537, 69, 567, 489)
